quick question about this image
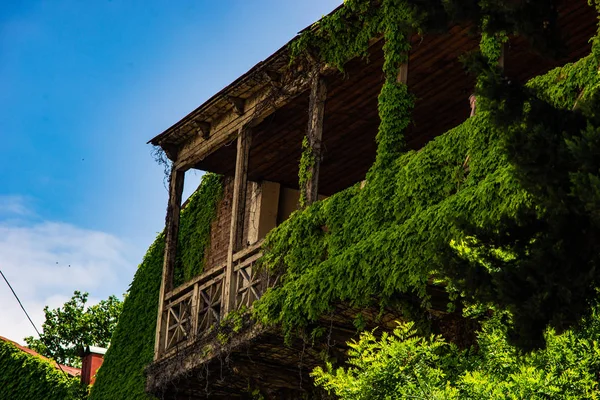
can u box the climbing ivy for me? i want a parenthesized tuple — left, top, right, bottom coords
(298, 136, 315, 209)
(174, 173, 223, 285)
(90, 174, 223, 400)
(256, 0, 600, 349)
(290, 0, 561, 70)
(0, 339, 84, 400)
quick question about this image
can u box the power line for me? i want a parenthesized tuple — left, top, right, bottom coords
(0, 268, 68, 377)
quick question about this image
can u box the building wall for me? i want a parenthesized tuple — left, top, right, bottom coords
(205, 178, 321, 271)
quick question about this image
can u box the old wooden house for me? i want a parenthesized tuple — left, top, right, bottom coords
(145, 1, 598, 398)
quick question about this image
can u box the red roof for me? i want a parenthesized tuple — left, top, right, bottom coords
(0, 336, 81, 377)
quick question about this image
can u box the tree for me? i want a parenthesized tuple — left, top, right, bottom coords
(313, 315, 600, 399)
(25, 291, 123, 367)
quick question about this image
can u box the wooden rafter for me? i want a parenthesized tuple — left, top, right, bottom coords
(192, 120, 211, 140)
(226, 95, 246, 116)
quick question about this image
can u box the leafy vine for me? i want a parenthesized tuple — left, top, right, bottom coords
(256, 0, 600, 350)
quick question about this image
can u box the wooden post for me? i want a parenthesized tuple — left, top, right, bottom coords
(223, 126, 252, 314)
(154, 166, 185, 359)
(304, 68, 327, 206)
(397, 62, 409, 84)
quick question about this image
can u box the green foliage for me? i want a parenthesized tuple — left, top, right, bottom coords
(299, 136, 315, 209)
(289, 0, 561, 71)
(89, 235, 164, 400)
(256, 0, 600, 349)
(0, 339, 84, 400)
(313, 322, 456, 399)
(174, 173, 223, 285)
(25, 291, 122, 368)
(313, 312, 600, 399)
(90, 173, 222, 400)
(447, 48, 600, 347)
(255, 104, 530, 336)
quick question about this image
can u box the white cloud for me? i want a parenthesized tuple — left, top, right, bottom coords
(0, 195, 33, 218)
(0, 220, 133, 345)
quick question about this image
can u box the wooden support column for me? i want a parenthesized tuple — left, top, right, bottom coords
(303, 68, 327, 206)
(397, 62, 409, 84)
(154, 166, 185, 359)
(223, 126, 252, 314)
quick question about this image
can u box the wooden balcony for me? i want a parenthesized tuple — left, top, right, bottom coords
(156, 241, 271, 359)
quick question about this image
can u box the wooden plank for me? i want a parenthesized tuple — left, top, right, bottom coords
(223, 126, 252, 314)
(191, 282, 200, 337)
(304, 68, 328, 206)
(154, 166, 185, 360)
(232, 239, 264, 262)
(397, 62, 409, 84)
(234, 128, 252, 251)
(165, 263, 226, 301)
(197, 274, 225, 292)
(233, 252, 263, 271)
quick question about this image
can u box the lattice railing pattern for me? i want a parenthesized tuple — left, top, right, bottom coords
(162, 267, 225, 354)
(196, 273, 224, 333)
(233, 243, 267, 310)
(165, 292, 193, 350)
(159, 241, 270, 357)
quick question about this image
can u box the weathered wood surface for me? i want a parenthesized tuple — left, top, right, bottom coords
(155, 242, 266, 359)
(146, 295, 478, 399)
(304, 67, 328, 206)
(223, 127, 252, 314)
(154, 166, 185, 359)
(397, 62, 409, 84)
(175, 67, 314, 171)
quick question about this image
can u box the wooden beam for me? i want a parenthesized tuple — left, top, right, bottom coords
(154, 166, 185, 359)
(303, 68, 327, 206)
(175, 63, 336, 171)
(264, 70, 282, 88)
(223, 126, 252, 314)
(161, 143, 178, 161)
(226, 96, 246, 116)
(192, 120, 211, 140)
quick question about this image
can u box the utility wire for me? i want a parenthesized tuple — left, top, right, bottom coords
(0, 268, 68, 377)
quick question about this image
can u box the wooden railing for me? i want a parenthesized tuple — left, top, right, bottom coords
(158, 241, 269, 356)
(232, 242, 267, 311)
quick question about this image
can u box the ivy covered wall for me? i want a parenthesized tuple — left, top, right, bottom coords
(89, 174, 222, 400)
(0, 339, 83, 400)
(257, 0, 600, 349)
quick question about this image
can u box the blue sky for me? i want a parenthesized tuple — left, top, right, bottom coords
(0, 0, 341, 343)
